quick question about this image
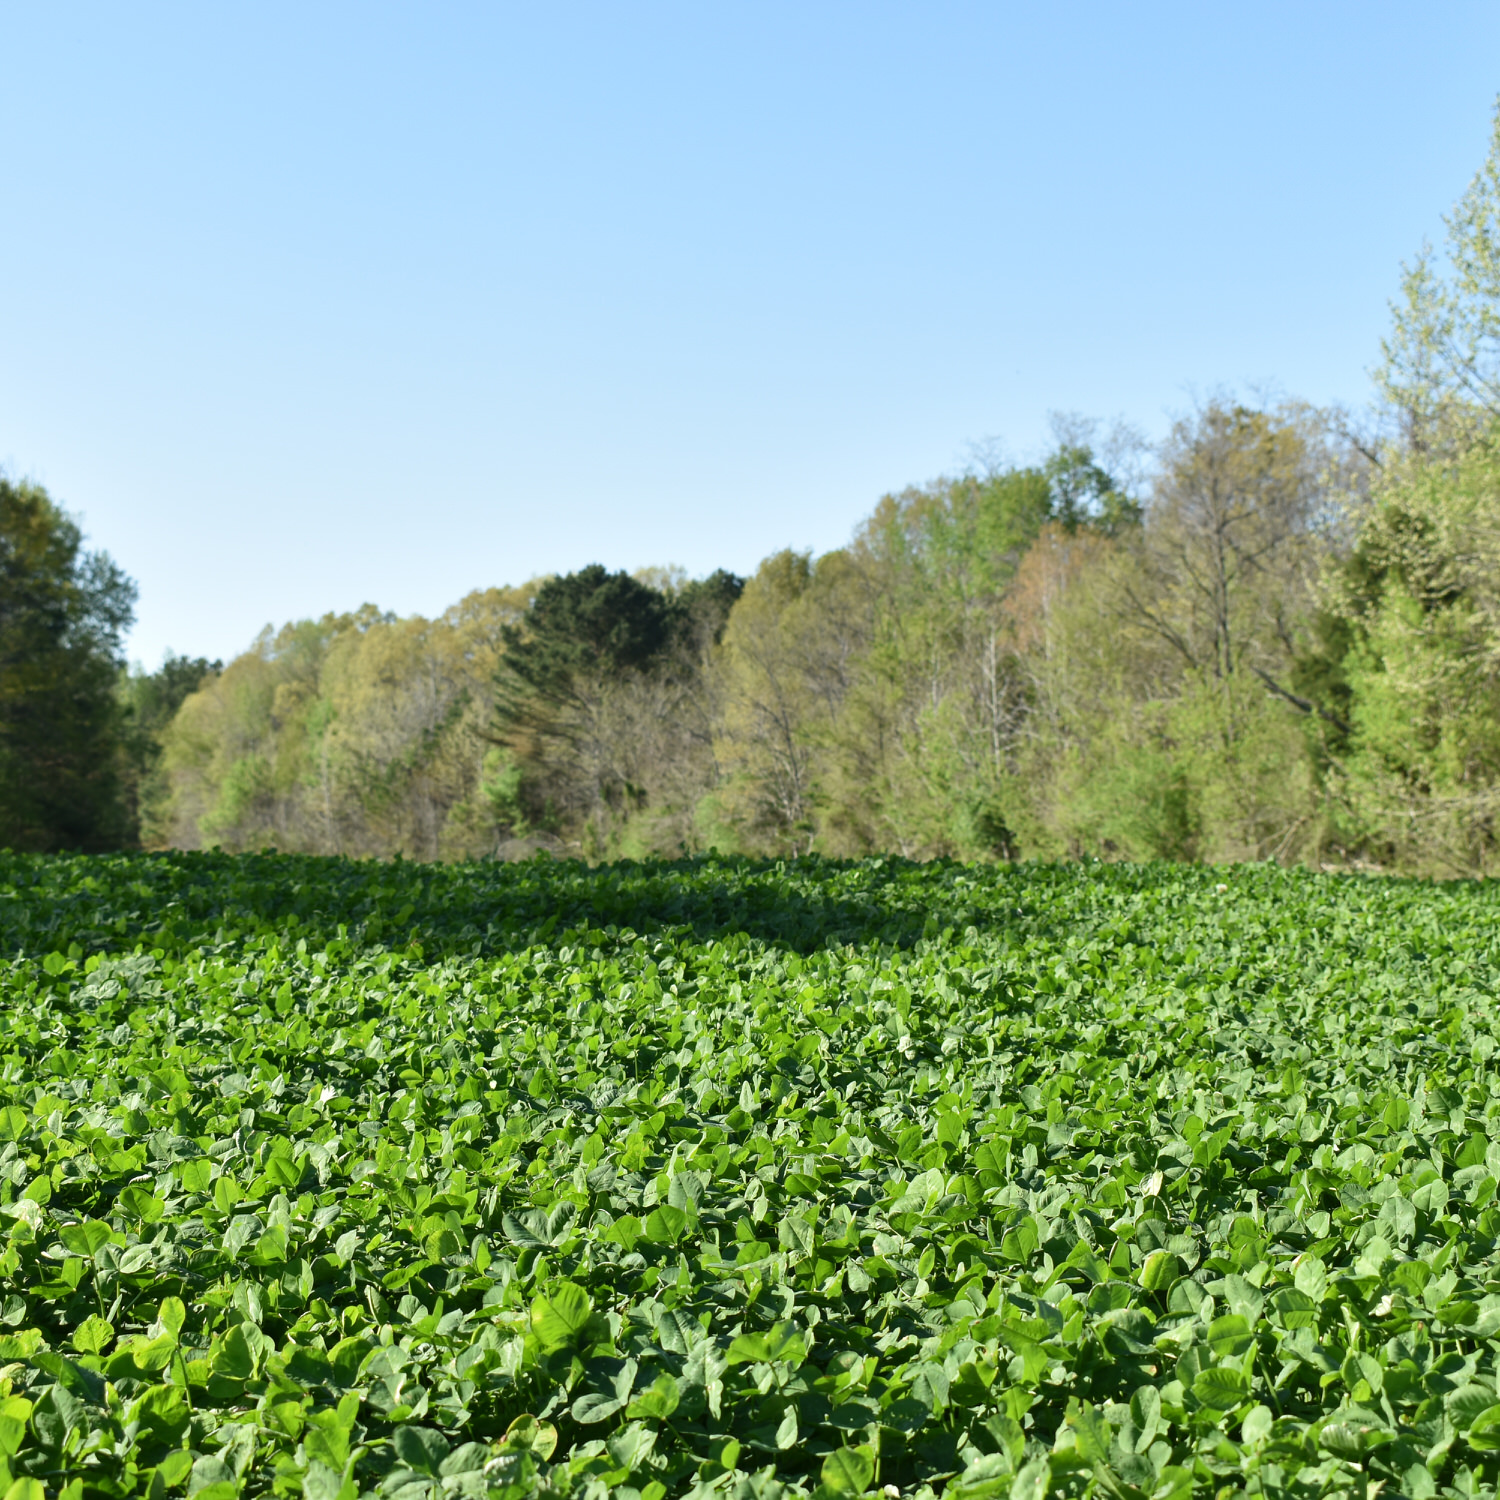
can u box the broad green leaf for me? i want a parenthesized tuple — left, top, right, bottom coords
(1294, 1255, 1328, 1301)
(1193, 1366, 1250, 1408)
(1139, 1251, 1180, 1290)
(1241, 1404, 1274, 1446)
(643, 1204, 689, 1244)
(393, 1425, 450, 1477)
(117, 1185, 164, 1222)
(626, 1373, 680, 1420)
(502, 1415, 558, 1461)
(70, 1315, 114, 1355)
(999, 1216, 1039, 1263)
(820, 1445, 875, 1495)
(179, 1158, 215, 1193)
(1270, 1287, 1318, 1328)
(157, 1295, 186, 1338)
(531, 1282, 593, 1352)
(58, 1220, 112, 1258)
(1467, 1403, 1500, 1450)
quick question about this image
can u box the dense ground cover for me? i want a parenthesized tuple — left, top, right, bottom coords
(0, 854, 1495, 1499)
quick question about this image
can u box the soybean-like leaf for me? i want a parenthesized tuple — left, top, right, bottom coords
(503, 1415, 558, 1461)
(70, 1315, 114, 1355)
(503, 1210, 552, 1249)
(58, 1220, 112, 1258)
(627, 1373, 680, 1420)
(570, 1392, 623, 1423)
(643, 1204, 688, 1244)
(1193, 1366, 1250, 1408)
(531, 1282, 594, 1352)
(393, 1425, 450, 1477)
(1139, 1251, 1180, 1291)
(820, 1445, 875, 1496)
(117, 1185, 164, 1222)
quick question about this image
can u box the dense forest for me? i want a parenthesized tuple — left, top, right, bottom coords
(13, 112, 1500, 875)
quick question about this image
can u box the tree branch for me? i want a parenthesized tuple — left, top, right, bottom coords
(1251, 666, 1351, 734)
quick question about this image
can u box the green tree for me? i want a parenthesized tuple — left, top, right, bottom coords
(1310, 436, 1500, 874)
(495, 564, 672, 739)
(1380, 97, 1500, 449)
(0, 477, 136, 851)
(118, 652, 220, 846)
(154, 591, 537, 858)
(1000, 402, 1353, 863)
(494, 565, 745, 855)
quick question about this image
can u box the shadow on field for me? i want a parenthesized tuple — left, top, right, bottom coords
(0, 850, 989, 958)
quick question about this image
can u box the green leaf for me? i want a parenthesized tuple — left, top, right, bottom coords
(820, 1445, 875, 1495)
(1294, 1255, 1328, 1301)
(572, 1392, 624, 1423)
(70, 1315, 113, 1355)
(606, 1421, 656, 1471)
(249, 1224, 289, 1265)
(531, 1282, 594, 1352)
(1139, 1250, 1180, 1290)
(727, 1322, 806, 1368)
(643, 1204, 689, 1244)
(1207, 1313, 1254, 1356)
(1467, 1403, 1500, 1450)
(304, 1406, 356, 1471)
(1270, 1287, 1318, 1328)
(157, 1296, 186, 1338)
(502, 1415, 558, 1461)
(127, 1383, 190, 1443)
(117, 1185, 164, 1222)
(1241, 1404, 1274, 1446)
(211, 1324, 260, 1381)
(393, 1425, 450, 1477)
(1010, 1458, 1051, 1500)
(1072, 1401, 1111, 1463)
(58, 1220, 112, 1258)
(131, 1331, 178, 1372)
(1193, 1366, 1250, 1408)
(774, 1403, 798, 1448)
(999, 1216, 1039, 1263)
(503, 1210, 551, 1248)
(178, 1157, 215, 1194)
(626, 1373, 680, 1420)
(212, 1176, 245, 1214)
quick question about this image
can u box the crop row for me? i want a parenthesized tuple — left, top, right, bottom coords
(0, 853, 1494, 1499)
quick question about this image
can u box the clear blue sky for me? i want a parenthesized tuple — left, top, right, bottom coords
(3, 3, 1498, 666)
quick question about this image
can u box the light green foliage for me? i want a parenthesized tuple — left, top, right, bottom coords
(0, 853, 1497, 1496)
(713, 550, 873, 855)
(998, 403, 1345, 865)
(154, 588, 538, 859)
(116, 653, 221, 848)
(1316, 436, 1500, 874)
(1380, 98, 1500, 447)
(713, 449, 1129, 862)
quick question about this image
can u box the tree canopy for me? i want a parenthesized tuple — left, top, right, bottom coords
(0, 477, 136, 851)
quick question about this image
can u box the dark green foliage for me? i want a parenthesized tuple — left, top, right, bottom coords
(497, 567, 673, 725)
(0, 853, 1497, 1495)
(671, 570, 744, 652)
(118, 654, 221, 846)
(0, 478, 136, 852)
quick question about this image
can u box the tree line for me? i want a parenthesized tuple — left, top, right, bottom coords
(13, 108, 1500, 874)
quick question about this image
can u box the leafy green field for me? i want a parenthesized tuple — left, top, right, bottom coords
(0, 853, 1497, 1500)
